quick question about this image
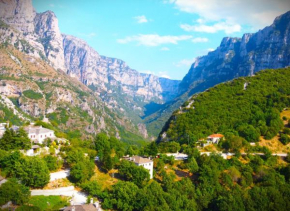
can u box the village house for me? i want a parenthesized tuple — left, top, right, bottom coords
(24, 125, 55, 144)
(128, 156, 153, 179)
(207, 134, 224, 144)
(199, 134, 224, 147)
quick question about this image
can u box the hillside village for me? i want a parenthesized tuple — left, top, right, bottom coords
(1, 112, 290, 210)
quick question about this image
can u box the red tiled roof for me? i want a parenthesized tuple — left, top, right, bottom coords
(208, 134, 224, 138)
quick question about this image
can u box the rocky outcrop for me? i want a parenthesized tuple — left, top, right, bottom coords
(0, 0, 35, 33)
(179, 11, 290, 95)
(34, 11, 66, 71)
(0, 0, 65, 71)
(63, 34, 179, 103)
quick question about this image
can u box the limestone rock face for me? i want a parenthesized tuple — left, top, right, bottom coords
(34, 11, 66, 71)
(0, 0, 65, 71)
(179, 11, 290, 95)
(63, 34, 180, 103)
(0, 0, 35, 33)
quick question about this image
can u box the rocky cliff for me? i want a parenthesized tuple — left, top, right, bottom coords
(0, 0, 65, 71)
(34, 11, 66, 71)
(179, 11, 290, 94)
(0, 0, 180, 139)
(63, 34, 179, 103)
(145, 10, 290, 137)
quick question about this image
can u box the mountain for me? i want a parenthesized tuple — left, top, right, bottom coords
(0, 43, 147, 143)
(0, 0, 180, 139)
(145, 11, 290, 136)
(62, 34, 180, 130)
(159, 67, 290, 143)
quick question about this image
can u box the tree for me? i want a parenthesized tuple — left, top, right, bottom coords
(102, 149, 113, 172)
(0, 151, 23, 177)
(238, 124, 260, 142)
(118, 160, 150, 187)
(107, 181, 139, 211)
(66, 149, 85, 166)
(0, 128, 30, 150)
(70, 159, 95, 184)
(43, 155, 63, 171)
(188, 157, 199, 174)
(82, 180, 102, 196)
(95, 133, 110, 161)
(280, 134, 290, 145)
(228, 166, 241, 182)
(0, 178, 30, 206)
(16, 157, 50, 188)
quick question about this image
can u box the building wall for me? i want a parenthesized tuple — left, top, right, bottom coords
(28, 131, 55, 144)
(137, 162, 153, 179)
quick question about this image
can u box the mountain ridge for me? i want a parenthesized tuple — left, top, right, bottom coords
(145, 10, 290, 136)
(0, 0, 180, 139)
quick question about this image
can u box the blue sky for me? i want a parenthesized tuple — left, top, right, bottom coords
(32, 0, 290, 80)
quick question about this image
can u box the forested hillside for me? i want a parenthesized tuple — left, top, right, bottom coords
(160, 67, 290, 144)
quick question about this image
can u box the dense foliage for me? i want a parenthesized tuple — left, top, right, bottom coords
(0, 128, 30, 150)
(66, 149, 95, 184)
(0, 151, 50, 188)
(100, 152, 290, 211)
(0, 178, 30, 206)
(118, 160, 150, 187)
(162, 68, 290, 144)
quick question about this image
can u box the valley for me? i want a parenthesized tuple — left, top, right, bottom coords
(0, 0, 290, 210)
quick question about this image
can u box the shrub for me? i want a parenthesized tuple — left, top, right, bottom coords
(23, 90, 43, 100)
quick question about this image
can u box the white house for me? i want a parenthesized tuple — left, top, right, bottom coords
(165, 153, 188, 160)
(24, 125, 55, 144)
(129, 156, 153, 179)
(0, 123, 8, 138)
(207, 134, 224, 144)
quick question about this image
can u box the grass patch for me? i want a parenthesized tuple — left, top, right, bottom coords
(90, 165, 118, 190)
(23, 90, 43, 100)
(28, 195, 69, 211)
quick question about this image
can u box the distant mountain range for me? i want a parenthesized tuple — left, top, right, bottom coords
(145, 10, 290, 136)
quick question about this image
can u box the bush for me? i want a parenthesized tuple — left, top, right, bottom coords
(23, 90, 43, 100)
(0, 178, 30, 206)
(118, 160, 150, 187)
(280, 134, 290, 145)
(43, 155, 63, 171)
(16, 157, 50, 188)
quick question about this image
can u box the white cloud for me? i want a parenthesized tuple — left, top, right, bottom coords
(160, 47, 170, 51)
(207, 48, 215, 52)
(158, 71, 171, 79)
(174, 58, 196, 67)
(192, 37, 209, 43)
(181, 22, 241, 34)
(134, 15, 148, 23)
(117, 34, 192, 46)
(168, 0, 290, 29)
(140, 70, 171, 79)
(49, 4, 55, 7)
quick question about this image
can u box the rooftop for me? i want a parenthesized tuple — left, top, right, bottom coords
(130, 156, 152, 164)
(24, 126, 54, 134)
(208, 134, 224, 138)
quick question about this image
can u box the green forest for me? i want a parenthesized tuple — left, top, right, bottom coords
(162, 67, 290, 144)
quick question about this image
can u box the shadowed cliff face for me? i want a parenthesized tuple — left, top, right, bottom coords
(178, 11, 290, 95)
